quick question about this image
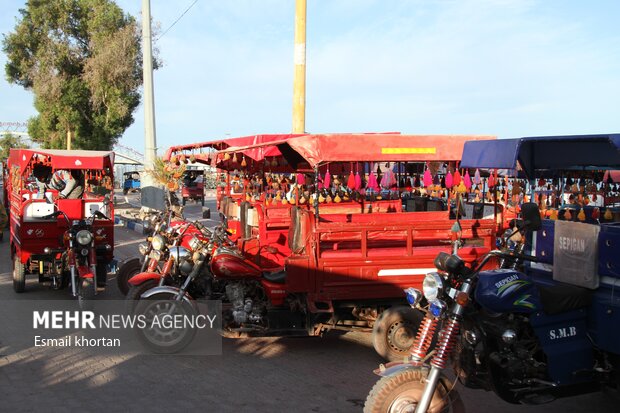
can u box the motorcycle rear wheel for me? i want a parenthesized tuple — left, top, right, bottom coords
(364, 369, 463, 413)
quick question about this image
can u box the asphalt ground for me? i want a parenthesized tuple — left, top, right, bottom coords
(0, 192, 616, 412)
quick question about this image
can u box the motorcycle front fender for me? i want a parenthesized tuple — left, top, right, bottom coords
(77, 265, 94, 279)
(128, 271, 162, 286)
(139, 285, 194, 305)
(374, 361, 429, 378)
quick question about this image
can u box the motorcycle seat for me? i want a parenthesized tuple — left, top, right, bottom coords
(537, 282, 592, 315)
(263, 269, 286, 284)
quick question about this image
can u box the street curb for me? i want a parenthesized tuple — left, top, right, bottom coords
(114, 215, 144, 234)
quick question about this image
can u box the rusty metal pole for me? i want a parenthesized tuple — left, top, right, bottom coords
(292, 0, 306, 134)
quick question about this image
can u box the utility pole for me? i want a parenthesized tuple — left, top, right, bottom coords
(292, 0, 306, 134)
(66, 129, 72, 150)
(141, 0, 163, 210)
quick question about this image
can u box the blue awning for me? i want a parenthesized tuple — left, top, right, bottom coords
(461, 134, 620, 177)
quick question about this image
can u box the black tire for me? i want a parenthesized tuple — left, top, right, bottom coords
(96, 262, 108, 288)
(77, 278, 96, 310)
(373, 306, 424, 362)
(364, 368, 462, 413)
(13, 256, 26, 293)
(134, 293, 197, 354)
(125, 279, 158, 313)
(116, 258, 142, 296)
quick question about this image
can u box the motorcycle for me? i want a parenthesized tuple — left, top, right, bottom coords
(43, 206, 112, 305)
(364, 202, 620, 413)
(125, 219, 220, 304)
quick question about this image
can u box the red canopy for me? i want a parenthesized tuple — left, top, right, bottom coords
(163, 134, 305, 163)
(219, 134, 496, 168)
(8, 149, 114, 175)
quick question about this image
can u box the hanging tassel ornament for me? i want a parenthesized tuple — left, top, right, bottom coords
(453, 170, 462, 186)
(423, 167, 433, 189)
(604, 208, 613, 220)
(445, 171, 454, 189)
(241, 156, 247, 167)
(474, 169, 481, 186)
(355, 172, 362, 191)
(223, 152, 231, 161)
(463, 170, 472, 190)
(347, 171, 356, 190)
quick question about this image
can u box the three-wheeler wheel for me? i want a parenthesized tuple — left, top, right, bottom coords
(372, 306, 424, 362)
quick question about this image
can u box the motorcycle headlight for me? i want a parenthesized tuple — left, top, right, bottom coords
(76, 230, 93, 246)
(151, 235, 165, 251)
(138, 243, 149, 255)
(423, 272, 444, 301)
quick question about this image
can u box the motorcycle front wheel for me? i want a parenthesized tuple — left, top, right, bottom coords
(77, 278, 96, 310)
(364, 369, 463, 413)
(134, 293, 197, 354)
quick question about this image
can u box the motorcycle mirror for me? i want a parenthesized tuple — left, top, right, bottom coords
(202, 207, 211, 219)
(520, 202, 542, 231)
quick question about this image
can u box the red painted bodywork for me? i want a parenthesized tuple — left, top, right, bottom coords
(128, 271, 161, 286)
(77, 265, 94, 279)
(210, 251, 262, 279)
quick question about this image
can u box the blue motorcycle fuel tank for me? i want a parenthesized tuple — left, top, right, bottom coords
(475, 269, 542, 313)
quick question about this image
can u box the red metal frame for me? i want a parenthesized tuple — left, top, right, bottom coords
(7, 149, 115, 266)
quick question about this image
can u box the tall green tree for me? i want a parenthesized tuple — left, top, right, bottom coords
(0, 133, 29, 159)
(3, 0, 154, 150)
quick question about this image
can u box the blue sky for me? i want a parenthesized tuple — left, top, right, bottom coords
(1, 0, 619, 155)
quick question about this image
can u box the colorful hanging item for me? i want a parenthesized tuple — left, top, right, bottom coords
(324, 168, 331, 189)
(463, 171, 472, 190)
(445, 171, 454, 189)
(423, 168, 433, 189)
(347, 171, 356, 190)
(473, 169, 481, 186)
(355, 172, 362, 191)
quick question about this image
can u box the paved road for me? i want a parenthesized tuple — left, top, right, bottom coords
(0, 197, 616, 412)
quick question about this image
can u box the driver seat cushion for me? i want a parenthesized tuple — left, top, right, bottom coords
(263, 269, 286, 284)
(538, 282, 592, 315)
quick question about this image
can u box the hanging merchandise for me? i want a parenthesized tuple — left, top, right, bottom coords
(355, 171, 362, 191)
(453, 170, 461, 186)
(423, 166, 432, 189)
(318, 172, 324, 190)
(297, 173, 305, 186)
(592, 207, 600, 220)
(445, 171, 454, 189)
(368, 170, 379, 192)
(241, 156, 247, 167)
(564, 209, 572, 220)
(463, 170, 472, 190)
(474, 169, 481, 186)
(347, 171, 356, 190)
(578, 208, 586, 222)
(488, 171, 496, 188)
(604, 208, 613, 220)
(324, 167, 331, 189)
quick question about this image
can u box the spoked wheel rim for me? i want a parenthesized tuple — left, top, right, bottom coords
(387, 321, 415, 353)
(140, 300, 190, 348)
